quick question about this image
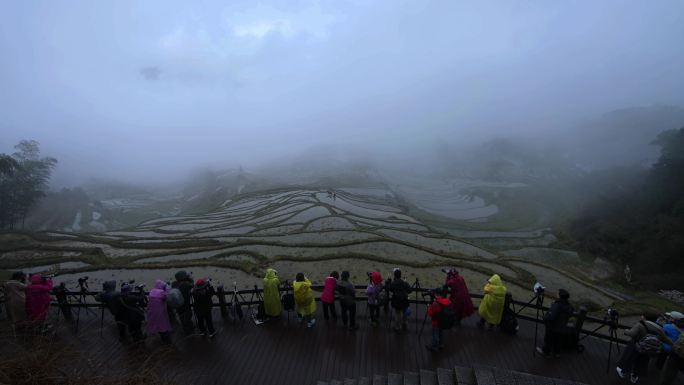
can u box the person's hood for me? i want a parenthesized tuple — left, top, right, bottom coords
(265, 268, 278, 280)
(488, 274, 502, 286)
(436, 297, 450, 306)
(30, 274, 43, 284)
(371, 272, 382, 284)
(175, 270, 189, 281)
(154, 280, 167, 290)
(293, 279, 310, 291)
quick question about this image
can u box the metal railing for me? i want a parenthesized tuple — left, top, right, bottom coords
(35, 282, 629, 344)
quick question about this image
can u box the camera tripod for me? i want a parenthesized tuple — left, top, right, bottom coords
(73, 279, 99, 334)
(229, 282, 244, 323)
(515, 290, 545, 356)
(418, 289, 435, 335)
(580, 314, 621, 373)
(249, 284, 266, 325)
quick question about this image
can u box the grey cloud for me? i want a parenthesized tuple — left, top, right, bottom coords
(0, 0, 682, 187)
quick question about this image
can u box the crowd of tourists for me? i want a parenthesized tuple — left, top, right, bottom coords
(2, 268, 683, 384)
(615, 310, 684, 384)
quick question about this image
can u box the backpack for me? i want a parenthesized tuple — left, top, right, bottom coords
(499, 311, 519, 334)
(167, 288, 184, 309)
(672, 325, 684, 358)
(635, 322, 662, 356)
(377, 290, 388, 306)
(438, 306, 456, 330)
(282, 293, 295, 311)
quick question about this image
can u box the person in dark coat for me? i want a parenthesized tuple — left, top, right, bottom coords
(120, 283, 146, 341)
(100, 281, 145, 342)
(537, 289, 575, 357)
(336, 271, 358, 331)
(192, 278, 217, 337)
(172, 270, 195, 335)
(388, 268, 412, 332)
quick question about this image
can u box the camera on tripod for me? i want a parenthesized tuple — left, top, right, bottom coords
(533, 282, 545, 296)
(421, 287, 443, 301)
(606, 308, 619, 324)
(77, 276, 89, 290)
(126, 279, 146, 293)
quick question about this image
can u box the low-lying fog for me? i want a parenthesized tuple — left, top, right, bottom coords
(1, 1, 683, 187)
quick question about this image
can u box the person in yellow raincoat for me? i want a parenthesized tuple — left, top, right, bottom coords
(263, 268, 282, 318)
(477, 274, 507, 328)
(293, 272, 316, 327)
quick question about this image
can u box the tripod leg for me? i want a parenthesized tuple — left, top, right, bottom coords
(100, 305, 105, 337)
(606, 337, 613, 374)
(533, 307, 540, 356)
(419, 309, 430, 335)
(532, 295, 543, 356)
(74, 296, 82, 334)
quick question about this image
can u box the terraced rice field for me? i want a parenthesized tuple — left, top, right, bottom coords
(0, 187, 621, 309)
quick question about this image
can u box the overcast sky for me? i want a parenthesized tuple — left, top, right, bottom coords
(1, 1, 683, 186)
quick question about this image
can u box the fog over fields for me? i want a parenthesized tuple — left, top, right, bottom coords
(1, 1, 684, 309)
(1, 1, 683, 186)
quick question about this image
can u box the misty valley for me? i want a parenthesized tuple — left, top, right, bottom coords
(3, 107, 684, 319)
(2, 2, 684, 383)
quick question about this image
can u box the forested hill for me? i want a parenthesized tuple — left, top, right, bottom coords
(561, 127, 684, 289)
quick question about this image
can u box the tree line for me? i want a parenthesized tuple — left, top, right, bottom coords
(0, 140, 57, 229)
(562, 126, 684, 289)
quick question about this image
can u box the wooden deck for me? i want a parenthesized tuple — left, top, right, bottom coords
(10, 303, 676, 385)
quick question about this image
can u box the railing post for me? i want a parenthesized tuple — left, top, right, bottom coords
(217, 285, 228, 319)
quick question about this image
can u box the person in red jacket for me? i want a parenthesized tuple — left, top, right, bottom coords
(426, 290, 452, 352)
(445, 269, 474, 325)
(25, 274, 54, 329)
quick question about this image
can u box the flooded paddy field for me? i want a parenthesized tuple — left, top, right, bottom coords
(0, 187, 630, 313)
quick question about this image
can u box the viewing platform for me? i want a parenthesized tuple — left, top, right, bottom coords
(2, 286, 669, 385)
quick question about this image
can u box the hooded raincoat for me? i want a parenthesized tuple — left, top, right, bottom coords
(428, 297, 452, 327)
(4, 279, 27, 322)
(446, 273, 475, 320)
(263, 268, 282, 317)
(293, 278, 316, 316)
(25, 275, 53, 322)
(146, 280, 172, 333)
(478, 274, 507, 325)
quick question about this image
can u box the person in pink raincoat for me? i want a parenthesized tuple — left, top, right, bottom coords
(146, 279, 172, 343)
(321, 271, 339, 321)
(25, 274, 53, 325)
